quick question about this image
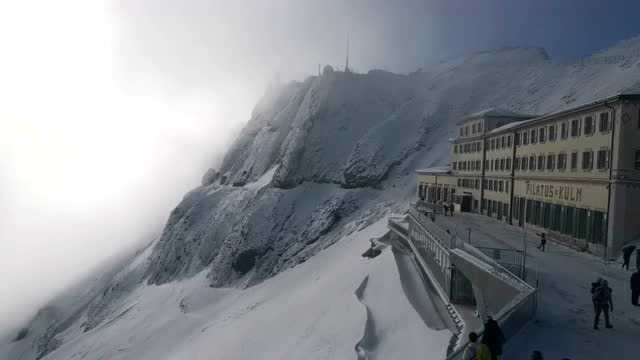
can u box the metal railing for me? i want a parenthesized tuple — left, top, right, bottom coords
(475, 246, 525, 280)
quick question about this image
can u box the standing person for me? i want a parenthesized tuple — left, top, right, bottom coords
(593, 279, 614, 330)
(631, 269, 640, 306)
(591, 278, 603, 312)
(482, 316, 505, 360)
(636, 249, 640, 273)
(463, 332, 491, 360)
(536, 232, 547, 252)
(621, 245, 636, 270)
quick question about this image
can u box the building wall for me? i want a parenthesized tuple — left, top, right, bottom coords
(419, 98, 640, 258)
(608, 101, 640, 254)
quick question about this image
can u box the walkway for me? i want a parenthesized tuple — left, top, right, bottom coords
(432, 212, 640, 360)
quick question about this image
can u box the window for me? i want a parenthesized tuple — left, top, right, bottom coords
(478, 122, 483, 132)
(522, 131, 529, 145)
(521, 157, 528, 170)
(558, 152, 567, 170)
(548, 125, 556, 141)
(465, 126, 469, 136)
(597, 149, 609, 170)
(539, 127, 546, 143)
(491, 159, 494, 171)
(515, 132, 520, 146)
(599, 112, 610, 133)
(571, 119, 580, 137)
(571, 152, 578, 170)
(507, 135, 512, 147)
(506, 158, 511, 170)
(635, 150, 640, 170)
(453, 145, 458, 153)
(459, 128, 464, 137)
(529, 155, 536, 170)
(505, 181, 509, 193)
(561, 122, 568, 139)
(458, 178, 462, 186)
(501, 136, 505, 148)
(491, 139, 496, 150)
(472, 123, 476, 134)
(584, 116, 594, 135)
(514, 157, 520, 171)
(538, 154, 545, 170)
(547, 154, 555, 171)
(531, 129, 538, 144)
(500, 158, 505, 171)
(582, 150, 593, 170)
(452, 162, 457, 170)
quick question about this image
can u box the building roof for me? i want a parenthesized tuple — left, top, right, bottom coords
(484, 92, 640, 136)
(487, 119, 533, 134)
(456, 108, 537, 125)
(416, 166, 451, 175)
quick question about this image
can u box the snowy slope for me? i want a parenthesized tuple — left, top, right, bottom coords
(6, 37, 640, 360)
(1, 218, 449, 360)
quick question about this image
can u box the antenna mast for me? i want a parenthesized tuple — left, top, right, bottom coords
(345, 33, 350, 72)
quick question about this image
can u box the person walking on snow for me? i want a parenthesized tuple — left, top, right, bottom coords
(621, 244, 636, 270)
(631, 269, 640, 306)
(593, 279, 614, 330)
(536, 232, 547, 252)
(463, 332, 491, 360)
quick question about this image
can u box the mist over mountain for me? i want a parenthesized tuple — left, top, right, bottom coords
(5, 37, 640, 360)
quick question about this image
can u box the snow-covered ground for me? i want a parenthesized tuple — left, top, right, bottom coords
(1, 218, 450, 360)
(6, 37, 640, 359)
(434, 212, 640, 360)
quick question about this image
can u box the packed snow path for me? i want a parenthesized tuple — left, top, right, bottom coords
(433, 212, 640, 360)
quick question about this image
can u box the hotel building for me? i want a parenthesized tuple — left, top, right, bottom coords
(417, 94, 640, 258)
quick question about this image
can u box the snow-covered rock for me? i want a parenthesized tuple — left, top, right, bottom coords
(7, 37, 640, 360)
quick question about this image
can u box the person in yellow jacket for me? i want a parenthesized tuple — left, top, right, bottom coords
(463, 332, 492, 360)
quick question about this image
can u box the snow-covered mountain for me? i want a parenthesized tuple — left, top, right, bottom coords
(6, 37, 640, 360)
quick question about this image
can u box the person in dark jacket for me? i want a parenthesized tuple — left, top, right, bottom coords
(593, 279, 613, 329)
(482, 316, 505, 360)
(622, 245, 637, 270)
(636, 249, 640, 272)
(590, 278, 602, 312)
(536, 232, 547, 252)
(631, 269, 640, 306)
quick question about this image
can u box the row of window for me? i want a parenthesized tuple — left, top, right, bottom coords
(513, 197, 606, 244)
(459, 121, 484, 137)
(515, 112, 611, 147)
(484, 179, 510, 193)
(454, 178, 510, 193)
(453, 149, 612, 172)
(456, 111, 613, 154)
(486, 134, 513, 152)
(514, 149, 610, 172)
(453, 141, 482, 154)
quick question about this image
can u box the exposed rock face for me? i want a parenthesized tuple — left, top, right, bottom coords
(145, 43, 640, 288)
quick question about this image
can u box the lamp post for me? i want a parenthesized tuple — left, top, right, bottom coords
(522, 180, 530, 280)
